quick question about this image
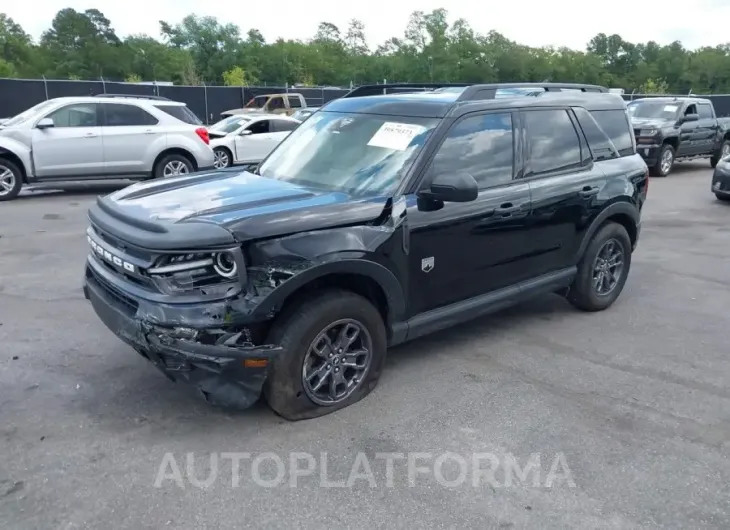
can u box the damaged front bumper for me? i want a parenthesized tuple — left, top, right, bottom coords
(83, 257, 282, 409)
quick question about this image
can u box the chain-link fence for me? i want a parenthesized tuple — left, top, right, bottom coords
(0, 78, 351, 123)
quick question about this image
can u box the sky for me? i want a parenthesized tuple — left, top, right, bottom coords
(5, 0, 730, 51)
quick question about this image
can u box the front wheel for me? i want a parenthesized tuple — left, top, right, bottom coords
(263, 290, 387, 421)
(567, 222, 632, 312)
(716, 193, 730, 202)
(0, 159, 23, 201)
(711, 140, 730, 168)
(213, 147, 232, 169)
(650, 144, 674, 177)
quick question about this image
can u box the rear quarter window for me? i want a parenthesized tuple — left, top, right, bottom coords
(153, 104, 202, 125)
(589, 109, 634, 157)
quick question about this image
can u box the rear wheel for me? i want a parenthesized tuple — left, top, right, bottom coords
(213, 147, 232, 169)
(153, 153, 194, 179)
(567, 222, 632, 312)
(0, 159, 23, 201)
(650, 144, 674, 177)
(263, 290, 387, 421)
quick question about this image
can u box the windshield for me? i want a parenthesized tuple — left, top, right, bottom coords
(627, 101, 680, 120)
(3, 100, 57, 127)
(209, 115, 250, 134)
(257, 111, 439, 196)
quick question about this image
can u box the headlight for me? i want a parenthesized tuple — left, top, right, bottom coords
(213, 251, 238, 278)
(146, 250, 243, 296)
(639, 129, 658, 136)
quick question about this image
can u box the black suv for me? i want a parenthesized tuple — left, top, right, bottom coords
(83, 83, 649, 420)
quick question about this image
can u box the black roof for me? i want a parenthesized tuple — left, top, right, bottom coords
(324, 82, 624, 118)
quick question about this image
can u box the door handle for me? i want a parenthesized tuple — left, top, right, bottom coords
(579, 186, 599, 197)
(143, 129, 155, 134)
(83, 133, 98, 138)
(495, 202, 520, 215)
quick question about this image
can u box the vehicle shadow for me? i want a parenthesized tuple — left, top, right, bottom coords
(386, 293, 573, 369)
(17, 180, 133, 201)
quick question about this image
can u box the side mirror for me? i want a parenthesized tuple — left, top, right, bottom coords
(421, 172, 479, 203)
(239, 129, 252, 136)
(37, 117, 55, 130)
(682, 114, 699, 123)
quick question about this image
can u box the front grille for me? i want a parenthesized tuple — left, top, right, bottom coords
(87, 265, 139, 316)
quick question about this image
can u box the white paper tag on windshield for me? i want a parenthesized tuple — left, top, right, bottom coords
(663, 105, 679, 112)
(367, 122, 426, 151)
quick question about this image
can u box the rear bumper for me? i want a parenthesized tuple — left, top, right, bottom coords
(83, 258, 282, 409)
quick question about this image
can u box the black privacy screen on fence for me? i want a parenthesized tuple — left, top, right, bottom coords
(5, 78, 730, 122)
(0, 78, 351, 123)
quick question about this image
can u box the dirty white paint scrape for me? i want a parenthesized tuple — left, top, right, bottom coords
(367, 122, 426, 151)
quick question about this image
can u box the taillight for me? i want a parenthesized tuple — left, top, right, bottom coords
(195, 127, 209, 145)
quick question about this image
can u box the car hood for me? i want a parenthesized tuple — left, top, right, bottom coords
(630, 118, 675, 129)
(102, 169, 391, 241)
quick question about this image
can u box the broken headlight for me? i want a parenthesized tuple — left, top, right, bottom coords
(146, 250, 244, 296)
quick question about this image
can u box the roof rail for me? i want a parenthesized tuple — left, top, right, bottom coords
(340, 82, 609, 101)
(455, 83, 608, 102)
(341, 83, 471, 98)
(95, 94, 171, 101)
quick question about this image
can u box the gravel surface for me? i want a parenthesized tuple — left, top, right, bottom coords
(1, 164, 729, 529)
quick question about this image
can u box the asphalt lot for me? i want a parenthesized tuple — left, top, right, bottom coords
(1, 163, 729, 529)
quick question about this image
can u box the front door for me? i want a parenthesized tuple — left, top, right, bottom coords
(235, 119, 276, 163)
(32, 103, 104, 178)
(406, 111, 533, 317)
(100, 103, 162, 175)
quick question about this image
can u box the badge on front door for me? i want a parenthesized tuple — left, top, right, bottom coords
(421, 256, 435, 273)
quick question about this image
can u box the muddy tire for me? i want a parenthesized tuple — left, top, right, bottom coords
(567, 222, 632, 312)
(263, 290, 387, 421)
(0, 158, 23, 202)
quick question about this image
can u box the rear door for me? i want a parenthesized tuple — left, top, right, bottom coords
(100, 103, 161, 175)
(522, 107, 608, 277)
(679, 103, 701, 156)
(32, 102, 104, 178)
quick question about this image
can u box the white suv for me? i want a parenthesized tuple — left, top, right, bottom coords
(0, 95, 215, 201)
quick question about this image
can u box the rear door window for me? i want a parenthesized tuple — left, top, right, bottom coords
(271, 119, 298, 132)
(589, 110, 634, 157)
(102, 103, 158, 126)
(523, 109, 582, 175)
(698, 103, 713, 120)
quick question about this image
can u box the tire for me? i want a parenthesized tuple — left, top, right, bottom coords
(263, 289, 387, 421)
(711, 140, 730, 168)
(0, 158, 23, 202)
(153, 153, 194, 179)
(213, 147, 232, 169)
(567, 222, 632, 312)
(650, 144, 674, 177)
(716, 193, 730, 202)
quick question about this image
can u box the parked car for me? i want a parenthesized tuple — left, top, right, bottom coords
(208, 114, 301, 169)
(291, 107, 319, 121)
(627, 97, 730, 176)
(0, 94, 215, 201)
(711, 153, 730, 201)
(82, 82, 648, 421)
(221, 93, 307, 118)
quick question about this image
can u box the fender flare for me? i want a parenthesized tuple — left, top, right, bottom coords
(574, 202, 639, 263)
(0, 143, 31, 180)
(248, 258, 406, 323)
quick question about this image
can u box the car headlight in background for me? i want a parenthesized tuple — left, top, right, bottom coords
(639, 129, 658, 136)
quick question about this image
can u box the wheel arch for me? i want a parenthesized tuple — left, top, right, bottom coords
(0, 147, 28, 183)
(249, 259, 406, 336)
(575, 202, 639, 263)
